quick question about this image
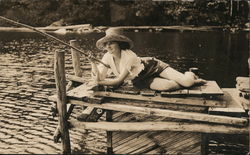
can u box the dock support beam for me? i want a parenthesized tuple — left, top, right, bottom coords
(70, 40, 82, 77)
(106, 110, 113, 155)
(54, 49, 71, 154)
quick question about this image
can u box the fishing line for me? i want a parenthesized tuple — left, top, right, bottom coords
(0, 16, 109, 68)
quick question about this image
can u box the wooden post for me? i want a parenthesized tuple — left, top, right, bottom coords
(201, 134, 208, 155)
(70, 40, 82, 77)
(106, 110, 113, 155)
(53, 103, 75, 143)
(54, 49, 71, 154)
(53, 40, 82, 143)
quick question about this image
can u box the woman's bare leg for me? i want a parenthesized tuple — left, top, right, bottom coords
(150, 77, 181, 91)
(159, 67, 206, 87)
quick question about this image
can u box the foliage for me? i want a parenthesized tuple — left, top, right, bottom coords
(0, 0, 248, 28)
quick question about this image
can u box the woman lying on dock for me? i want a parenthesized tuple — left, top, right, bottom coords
(90, 27, 206, 91)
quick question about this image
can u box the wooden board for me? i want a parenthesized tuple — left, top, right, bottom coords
(112, 81, 223, 97)
(161, 81, 223, 97)
(200, 81, 224, 95)
(93, 91, 226, 107)
(113, 112, 202, 155)
(236, 76, 250, 92)
(66, 82, 104, 104)
(209, 88, 247, 114)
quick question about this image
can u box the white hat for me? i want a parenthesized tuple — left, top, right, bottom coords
(96, 27, 133, 50)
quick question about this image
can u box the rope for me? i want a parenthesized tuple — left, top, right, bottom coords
(0, 16, 109, 68)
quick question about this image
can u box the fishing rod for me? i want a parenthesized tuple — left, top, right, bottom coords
(0, 16, 109, 68)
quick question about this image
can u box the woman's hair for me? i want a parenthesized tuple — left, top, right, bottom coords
(117, 41, 130, 50)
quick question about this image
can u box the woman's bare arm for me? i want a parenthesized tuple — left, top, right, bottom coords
(97, 68, 129, 87)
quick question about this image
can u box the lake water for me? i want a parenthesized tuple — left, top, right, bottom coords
(0, 30, 249, 154)
(2, 30, 249, 87)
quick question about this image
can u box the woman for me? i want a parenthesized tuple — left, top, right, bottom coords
(90, 27, 206, 91)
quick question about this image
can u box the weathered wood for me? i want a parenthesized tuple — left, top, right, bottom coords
(69, 121, 249, 134)
(70, 40, 82, 77)
(82, 107, 95, 115)
(77, 108, 105, 122)
(140, 90, 156, 96)
(201, 134, 208, 155)
(161, 89, 190, 97)
(200, 81, 224, 95)
(62, 100, 244, 125)
(161, 81, 224, 97)
(66, 83, 104, 103)
(66, 74, 86, 83)
(75, 107, 95, 121)
(209, 88, 246, 114)
(54, 50, 71, 154)
(94, 91, 226, 107)
(53, 80, 75, 143)
(236, 76, 250, 92)
(49, 94, 206, 112)
(117, 132, 154, 154)
(106, 110, 113, 155)
(53, 104, 75, 143)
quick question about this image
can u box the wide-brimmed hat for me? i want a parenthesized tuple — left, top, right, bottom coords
(96, 27, 133, 50)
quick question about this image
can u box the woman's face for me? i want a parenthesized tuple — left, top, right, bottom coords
(104, 41, 120, 55)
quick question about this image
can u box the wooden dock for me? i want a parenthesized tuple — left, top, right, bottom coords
(49, 40, 249, 154)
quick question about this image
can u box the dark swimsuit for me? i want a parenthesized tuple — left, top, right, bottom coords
(132, 57, 169, 89)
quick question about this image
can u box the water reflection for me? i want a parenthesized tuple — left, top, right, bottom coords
(0, 30, 249, 154)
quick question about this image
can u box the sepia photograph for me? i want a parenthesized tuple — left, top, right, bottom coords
(0, 0, 249, 154)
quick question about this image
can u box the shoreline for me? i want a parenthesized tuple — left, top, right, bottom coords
(0, 25, 249, 34)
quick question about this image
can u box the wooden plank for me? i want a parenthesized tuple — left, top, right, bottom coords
(116, 133, 151, 153)
(236, 76, 250, 92)
(165, 133, 196, 151)
(114, 89, 140, 95)
(182, 137, 202, 152)
(200, 81, 224, 95)
(108, 99, 207, 112)
(113, 132, 138, 147)
(159, 132, 191, 149)
(112, 81, 223, 97)
(66, 83, 94, 98)
(94, 91, 226, 107)
(161, 81, 224, 97)
(130, 142, 157, 154)
(67, 100, 246, 125)
(125, 136, 157, 154)
(140, 90, 156, 96)
(176, 135, 201, 152)
(161, 89, 191, 97)
(116, 132, 160, 154)
(49, 94, 207, 113)
(69, 121, 249, 134)
(65, 83, 104, 104)
(209, 88, 246, 114)
(81, 107, 95, 115)
(134, 131, 201, 155)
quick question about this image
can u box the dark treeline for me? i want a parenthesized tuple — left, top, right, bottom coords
(0, 0, 249, 28)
